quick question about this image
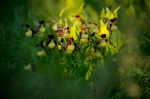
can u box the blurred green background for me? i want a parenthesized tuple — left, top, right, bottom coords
(0, 0, 150, 99)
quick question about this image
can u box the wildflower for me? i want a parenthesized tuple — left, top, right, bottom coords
(21, 24, 36, 37)
(92, 44, 104, 58)
(81, 33, 89, 39)
(99, 34, 108, 48)
(100, 20, 110, 39)
(105, 6, 121, 32)
(47, 35, 56, 50)
(66, 43, 75, 54)
(63, 27, 70, 38)
(105, 6, 121, 23)
(99, 34, 116, 48)
(79, 27, 89, 44)
(110, 23, 118, 31)
(38, 20, 46, 34)
(37, 49, 46, 57)
(24, 63, 35, 72)
(66, 38, 75, 54)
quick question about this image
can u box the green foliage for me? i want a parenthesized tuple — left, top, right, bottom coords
(1, 0, 150, 99)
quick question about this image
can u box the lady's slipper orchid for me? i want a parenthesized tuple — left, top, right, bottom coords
(99, 34, 108, 48)
(94, 49, 104, 58)
(21, 24, 36, 37)
(25, 28, 32, 37)
(24, 63, 35, 72)
(80, 32, 89, 44)
(47, 35, 56, 50)
(81, 33, 89, 39)
(66, 42, 75, 54)
(111, 23, 118, 31)
(105, 6, 121, 23)
(37, 49, 46, 57)
(48, 40, 56, 49)
(65, 38, 78, 54)
(38, 20, 46, 34)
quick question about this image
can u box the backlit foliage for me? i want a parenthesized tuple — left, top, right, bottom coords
(22, 5, 123, 81)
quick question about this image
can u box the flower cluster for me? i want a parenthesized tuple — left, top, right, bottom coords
(22, 6, 121, 74)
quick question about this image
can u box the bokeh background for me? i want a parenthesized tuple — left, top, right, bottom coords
(0, 0, 150, 99)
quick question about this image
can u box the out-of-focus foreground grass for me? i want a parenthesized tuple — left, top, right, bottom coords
(0, 0, 150, 99)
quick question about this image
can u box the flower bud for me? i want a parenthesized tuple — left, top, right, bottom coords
(67, 44, 75, 51)
(80, 38, 88, 44)
(111, 24, 117, 31)
(94, 51, 103, 58)
(63, 33, 70, 38)
(66, 50, 73, 54)
(25, 29, 32, 37)
(100, 39, 107, 47)
(48, 40, 55, 49)
(24, 64, 34, 71)
(81, 33, 89, 39)
(39, 27, 45, 34)
(37, 50, 46, 57)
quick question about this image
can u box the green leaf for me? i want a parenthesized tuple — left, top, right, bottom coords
(64, 18, 68, 27)
(59, 19, 63, 25)
(99, 8, 105, 19)
(59, 8, 66, 25)
(114, 6, 121, 18)
(79, 3, 84, 10)
(80, 65, 87, 77)
(70, 21, 80, 40)
(48, 24, 58, 39)
(109, 93, 122, 99)
(142, 36, 150, 42)
(85, 70, 91, 80)
(110, 31, 124, 50)
(68, 15, 75, 23)
(14, 10, 21, 25)
(105, 85, 115, 99)
(44, 26, 50, 36)
(38, 13, 45, 21)
(78, 3, 85, 20)
(27, 11, 34, 27)
(59, 8, 66, 17)
(73, 77, 84, 88)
